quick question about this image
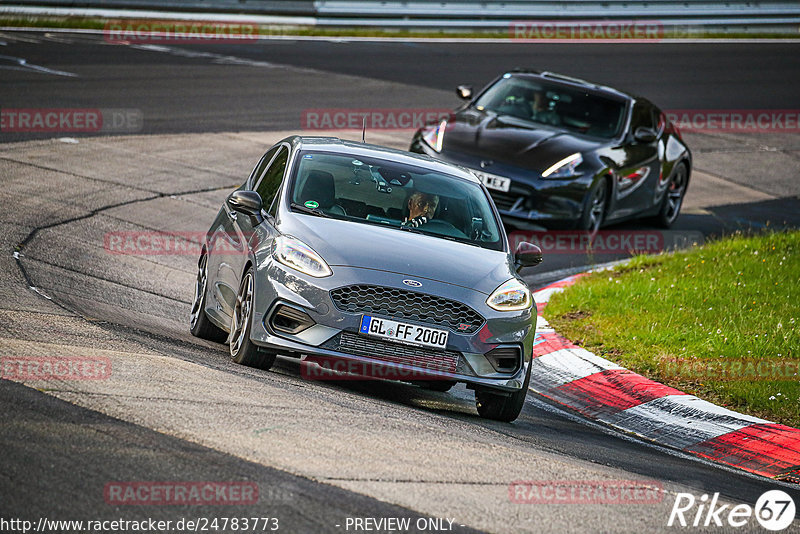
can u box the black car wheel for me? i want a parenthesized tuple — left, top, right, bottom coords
(230, 267, 276, 370)
(474, 363, 531, 422)
(578, 178, 608, 232)
(655, 163, 688, 228)
(189, 252, 227, 342)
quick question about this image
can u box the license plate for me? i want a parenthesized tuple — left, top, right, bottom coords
(359, 315, 448, 350)
(472, 169, 511, 192)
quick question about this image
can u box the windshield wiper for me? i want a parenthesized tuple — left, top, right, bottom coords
(291, 202, 331, 218)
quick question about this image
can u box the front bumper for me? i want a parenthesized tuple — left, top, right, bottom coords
(249, 261, 535, 393)
(410, 137, 592, 229)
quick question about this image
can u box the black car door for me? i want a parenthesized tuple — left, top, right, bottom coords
(208, 146, 278, 322)
(611, 100, 663, 219)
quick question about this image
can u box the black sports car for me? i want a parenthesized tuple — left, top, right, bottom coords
(411, 70, 691, 231)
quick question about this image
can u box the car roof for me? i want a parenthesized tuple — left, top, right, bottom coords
(507, 69, 634, 102)
(285, 136, 483, 185)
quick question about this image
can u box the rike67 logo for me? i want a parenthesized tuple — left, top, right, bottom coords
(668, 490, 796, 531)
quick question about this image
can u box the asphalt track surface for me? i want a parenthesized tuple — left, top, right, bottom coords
(1, 31, 800, 533)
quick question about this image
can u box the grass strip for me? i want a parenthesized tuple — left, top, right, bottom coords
(546, 230, 799, 427)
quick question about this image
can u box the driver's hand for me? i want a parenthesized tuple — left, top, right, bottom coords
(401, 216, 428, 228)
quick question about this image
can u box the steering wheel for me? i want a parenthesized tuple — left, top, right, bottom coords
(421, 219, 468, 239)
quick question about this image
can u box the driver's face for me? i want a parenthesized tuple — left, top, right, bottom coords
(409, 194, 439, 219)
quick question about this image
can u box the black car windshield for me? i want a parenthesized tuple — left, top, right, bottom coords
(289, 151, 504, 251)
(473, 75, 627, 139)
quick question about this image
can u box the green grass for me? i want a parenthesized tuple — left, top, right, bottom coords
(546, 230, 800, 427)
(1, 16, 798, 40)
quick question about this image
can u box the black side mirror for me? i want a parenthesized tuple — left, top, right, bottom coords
(227, 190, 263, 225)
(456, 85, 473, 100)
(634, 127, 657, 143)
(514, 241, 543, 271)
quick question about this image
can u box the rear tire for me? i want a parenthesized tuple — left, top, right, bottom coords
(654, 163, 688, 228)
(578, 178, 608, 232)
(230, 267, 276, 370)
(474, 363, 531, 422)
(189, 252, 227, 342)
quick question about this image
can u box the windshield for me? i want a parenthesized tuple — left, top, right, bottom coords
(473, 75, 627, 139)
(289, 151, 504, 251)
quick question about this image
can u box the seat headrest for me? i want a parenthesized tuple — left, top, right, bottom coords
(298, 170, 336, 208)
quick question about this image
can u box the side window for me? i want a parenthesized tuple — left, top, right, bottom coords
(631, 102, 655, 130)
(248, 146, 278, 189)
(267, 185, 281, 218)
(254, 146, 288, 210)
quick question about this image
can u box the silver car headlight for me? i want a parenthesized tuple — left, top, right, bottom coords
(486, 279, 531, 312)
(273, 235, 332, 278)
(541, 152, 583, 179)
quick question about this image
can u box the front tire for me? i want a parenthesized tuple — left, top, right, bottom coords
(230, 267, 276, 370)
(474, 363, 531, 422)
(189, 252, 227, 342)
(578, 178, 608, 232)
(654, 163, 688, 228)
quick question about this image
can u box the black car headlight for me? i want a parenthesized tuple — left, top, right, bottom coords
(541, 152, 583, 179)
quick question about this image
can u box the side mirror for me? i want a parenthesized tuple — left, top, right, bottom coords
(514, 241, 543, 271)
(456, 85, 473, 100)
(634, 126, 657, 143)
(227, 190, 263, 225)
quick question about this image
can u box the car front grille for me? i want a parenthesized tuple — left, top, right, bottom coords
(489, 189, 524, 212)
(329, 285, 484, 334)
(323, 332, 461, 374)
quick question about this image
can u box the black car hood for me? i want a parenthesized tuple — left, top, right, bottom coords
(278, 214, 514, 296)
(444, 108, 607, 171)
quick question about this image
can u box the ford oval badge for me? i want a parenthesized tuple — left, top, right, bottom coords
(403, 279, 422, 288)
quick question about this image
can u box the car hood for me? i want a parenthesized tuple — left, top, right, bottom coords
(278, 214, 514, 295)
(443, 108, 606, 171)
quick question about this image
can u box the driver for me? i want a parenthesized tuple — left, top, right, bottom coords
(402, 192, 439, 228)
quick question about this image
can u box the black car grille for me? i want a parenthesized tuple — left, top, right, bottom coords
(329, 285, 484, 333)
(324, 332, 461, 374)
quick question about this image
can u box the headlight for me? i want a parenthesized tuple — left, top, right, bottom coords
(486, 279, 531, 312)
(273, 235, 332, 278)
(421, 119, 447, 153)
(541, 152, 583, 179)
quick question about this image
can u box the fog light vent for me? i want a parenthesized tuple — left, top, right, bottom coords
(270, 304, 315, 334)
(486, 346, 521, 373)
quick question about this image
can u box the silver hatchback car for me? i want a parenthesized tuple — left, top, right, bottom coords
(190, 136, 542, 422)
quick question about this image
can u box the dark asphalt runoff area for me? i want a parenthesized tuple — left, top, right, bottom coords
(1, 31, 799, 532)
(1, 35, 799, 138)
